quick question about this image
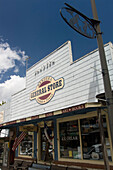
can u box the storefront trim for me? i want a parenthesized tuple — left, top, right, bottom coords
(0, 102, 104, 130)
(18, 131, 34, 158)
(57, 109, 113, 164)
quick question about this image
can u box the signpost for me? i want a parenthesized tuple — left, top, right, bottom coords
(60, 1, 113, 169)
(90, 0, 113, 153)
(60, 3, 99, 39)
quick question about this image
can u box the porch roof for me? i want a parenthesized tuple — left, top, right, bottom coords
(0, 102, 106, 129)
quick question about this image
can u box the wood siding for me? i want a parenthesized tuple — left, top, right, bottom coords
(10, 41, 113, 121)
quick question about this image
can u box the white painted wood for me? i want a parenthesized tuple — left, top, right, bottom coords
(2, 41, 113, 122)
(0, 101, 11, 123)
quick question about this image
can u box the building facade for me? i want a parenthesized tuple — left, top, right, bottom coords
(0, 41, 113, 169)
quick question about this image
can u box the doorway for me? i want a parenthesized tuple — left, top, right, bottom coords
(38, 121, 54, 162)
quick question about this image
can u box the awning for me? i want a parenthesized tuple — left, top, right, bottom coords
(0, 102, 106, 129)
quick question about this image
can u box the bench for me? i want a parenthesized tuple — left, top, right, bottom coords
(29, 163, 51, 170)
(10, 160, 33, 170)
(10, 160, 23, 170)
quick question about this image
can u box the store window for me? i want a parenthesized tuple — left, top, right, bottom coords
(0, 142, 4, 166)
(0, 129, 9, 137)
(19, 132, 33, 157)
(80, 115, 111, 161)
(3, 142, 9, 166)
(59, 120, 81, 159)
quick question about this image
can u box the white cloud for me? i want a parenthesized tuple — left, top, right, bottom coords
(0, 41, 29, 76)
(0, 75, 25, 103)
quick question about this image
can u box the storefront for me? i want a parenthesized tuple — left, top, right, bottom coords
(0, 41, 113, 169)
(57, 110, 111, 161)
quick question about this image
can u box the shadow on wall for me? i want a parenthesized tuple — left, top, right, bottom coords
(88, 61, 102, 102)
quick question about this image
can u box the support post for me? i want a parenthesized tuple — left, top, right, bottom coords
(53, 119, 58, 160)
(90, 0, 113, 153)
(97, 108, 110, 170)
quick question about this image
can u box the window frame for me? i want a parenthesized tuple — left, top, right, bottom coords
(57, 110, 112, 163)
(18, 131, 34, 158)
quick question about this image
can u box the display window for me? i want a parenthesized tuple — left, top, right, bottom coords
(81, 115, 111, 161)
(3, 142, 8, 166)
(59, 120, 81, 159)
(58, 113, 112, 161)
(19, 132, 34, 157)
(0, 142, 4, 166)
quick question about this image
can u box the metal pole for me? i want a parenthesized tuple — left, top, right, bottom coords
(90, 0, 113, 154)
(97, 108, 110, 170)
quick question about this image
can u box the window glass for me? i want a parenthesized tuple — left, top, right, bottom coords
(3, 142, 8, 166)
(0, 143, 4, 166)
(19, 132, 33, 157)
(59, 120, 81, 159)
(0, 129, 9, 137)
(80, 116, 111, 161)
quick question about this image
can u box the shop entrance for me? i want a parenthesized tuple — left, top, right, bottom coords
(40, 123, 54, 162)
(3, 142, 9, 167)
(0, 142, 4, 166)
(9, 140, 15, 165)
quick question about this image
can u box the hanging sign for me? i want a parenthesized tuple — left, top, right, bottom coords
(60, 3, 99, 39)
(19, 125, 37, 132)
(30, 76, 64, 104)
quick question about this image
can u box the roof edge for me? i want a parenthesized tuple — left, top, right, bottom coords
(73, 41, 112, 64)
(27, 41, 71, 72)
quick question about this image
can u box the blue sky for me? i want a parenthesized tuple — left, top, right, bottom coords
(0, 0, 113, 103)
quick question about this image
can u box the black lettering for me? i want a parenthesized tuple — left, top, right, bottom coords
(41, 87, 46, 94)
(47, 63, 49, 69)
(52, 61, 55, 65)
(55, 81, 59, 88)
(39, 89, 41, 95)
(42, 88, 44, 94)
(48, 84, 52, 91)
(44, 87, 47, 93)
(53, 83, 56, 89)
(43, 66, 45, 71)
(59, 80, 62, 86)
(48, 85, 50, 91)
(49, 62, 51, 67)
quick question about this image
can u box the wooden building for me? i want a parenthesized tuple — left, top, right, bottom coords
(0, 41, 113, 169)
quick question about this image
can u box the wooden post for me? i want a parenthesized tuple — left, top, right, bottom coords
(97, 108, 110, 170)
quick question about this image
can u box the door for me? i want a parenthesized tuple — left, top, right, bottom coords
(3, 142, 9, 166)
(9, 140, 15, 165)
(40, 125, 54, 162)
